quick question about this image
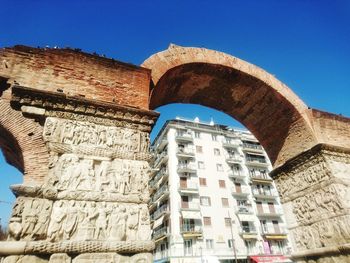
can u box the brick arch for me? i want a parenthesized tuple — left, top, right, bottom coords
(0, 100, 49, 185)
(142, 45, 318, 166)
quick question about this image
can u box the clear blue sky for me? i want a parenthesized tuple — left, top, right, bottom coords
(0, 0, 349, 226)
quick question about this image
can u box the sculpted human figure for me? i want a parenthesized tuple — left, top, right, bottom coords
(73, 159, 94, 190)
(126, 207, 139, 240)
(96, 161, 112, 191)
(61, 121, 74, 144)
(137, 206, 151, 241)
(21, 199, 38, 239)
(98, 128, 107, 146)
(63, 200, 79, 240)
(93, 202, 110, 239)
(31, 201, 51, 240)
(58, 154, 79, 189)
(47, 201, 67, 241)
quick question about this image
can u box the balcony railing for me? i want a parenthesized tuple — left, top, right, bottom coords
(181, 224, 203, 233)
(246, 156, 267, 164)
(178, 182, 199, 192)
(176, 147, 194, 157)
(176, 133, 193, 142)
(256, 207, 284, 217)
(226, 155, 241, 163)
(153, 151, 168, 168)
(222, 140, 240, 148)
(227, 170, 245, 179)
(152, 184, 169, 202)
(151, 204, 170, 220)
(243, 143, 263, 151)
(177, 163, 197, 173)
(150, 168, 168, 187)
(261, 226, 288, 235)
(152, 226, 169, 240)
(235, 205, 254, 214)
(252, 190, 278, 199)
(240, 225, 257, 234)
(179, 202, 200, 211)
(250, 174, 273, 182)
(231, 186, 250, 196)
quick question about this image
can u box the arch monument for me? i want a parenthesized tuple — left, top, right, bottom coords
(0, 44, 349, 263)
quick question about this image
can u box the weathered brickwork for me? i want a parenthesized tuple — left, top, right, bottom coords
(0, 46, 150, 110)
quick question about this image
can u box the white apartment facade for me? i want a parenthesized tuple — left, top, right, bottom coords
(149, 118, 292, 263)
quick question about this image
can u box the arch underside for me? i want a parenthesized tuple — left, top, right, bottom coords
(143, 48, 318, 167)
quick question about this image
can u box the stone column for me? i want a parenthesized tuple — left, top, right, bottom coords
(271, 144, 350, 263)
(0, 86, 159, 263)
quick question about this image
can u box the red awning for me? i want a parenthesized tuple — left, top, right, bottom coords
(250, 255, 293, 263)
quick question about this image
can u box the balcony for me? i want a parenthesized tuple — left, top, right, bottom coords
(227, 170, 245, 180)
(152, 226, 169, 241)
(150, 168, 169, 188)
(245, 156, 268, 167)
(177, 163, 197, 174)
(155, 138, 168, 151)
(235, 205, 254, 214)
(250, 174, 273, 184)
(181, 224, 203, 237)
(154, 250, 169, 261)
(226, 155, 241, 164)
(180, 202, 200, 211)
(153, 151, 169, 168)
(256, 208, 284, 218)
(222, 140, 240, 148)
(252, 190, 279, 200)
(231, 185, 250, 197)
(240, 226, 258, 239)
(176, 147, 195, 158)
(151, 205, 170, 221)
(152, 184, 170, 203)
(176, 132, 193, 142)
(242, 142, 264, 153)
(178, 182, 199, 194)
(261, 226, 288, 239)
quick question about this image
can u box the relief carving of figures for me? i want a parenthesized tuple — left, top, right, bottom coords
(43, 117, 149, 154)
(292, 215, 350, 251)
(274, 156, 330, 199)
(8, 197, 52, 241)
(48, 155, 150, 198)
(47, 200, 148, 242)
(292, 184, 349, 224)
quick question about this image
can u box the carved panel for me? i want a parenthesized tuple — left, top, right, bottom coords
(43, 117, 150, 155)
(291, 214, 350, 251)
(47, 201, 151, 242)
(7, 197, 52, 241)
(292, 184, 350, 225)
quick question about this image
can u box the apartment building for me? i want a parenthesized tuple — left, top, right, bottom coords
(149, 118, 292, 263)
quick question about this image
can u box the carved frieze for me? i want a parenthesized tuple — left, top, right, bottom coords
(47, 201, 151, 242)
(291, 214, 350, 251)
(43, 118, 150, 156)
(292, 184, 350, 226)
(8, 197, 52, 241)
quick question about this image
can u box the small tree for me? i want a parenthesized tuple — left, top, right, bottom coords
(0, 223, 8, 241)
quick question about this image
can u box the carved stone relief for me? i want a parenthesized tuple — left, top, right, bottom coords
(7, 197, 52, 241)
(43, 117, 150, 154)
(45, 154, 150, 200)
(291, 214, 350, 251)
(47, 201, 151, 242)
(292, 184, 350, 225)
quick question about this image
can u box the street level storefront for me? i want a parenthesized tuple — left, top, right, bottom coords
(249, 255, 293, 263)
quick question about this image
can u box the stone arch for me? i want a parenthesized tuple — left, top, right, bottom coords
(0, 99, 49, 185)
(142, 45, 318, 167)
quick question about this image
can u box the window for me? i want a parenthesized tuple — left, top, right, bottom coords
(216, 163, 223, 171)
(221, 198, 229, 207)
(245, 240, 255, 254)
(184, 239, 193, 256)
(237, 199, 248, 207)
(196, 145, 203, 153)
(200, 196, 211, 206)
(206, 239, 214, 249)
(198, 161, 205, 169)
(214, 148, 220, 156)
(203, 217, 212, 226)
(195, 131, 201, 138)
(199, 177, 207, 186)
(219, 180, 226, 188)
(212, 134, 217, 141)
(224, 217, 232, 227)
(228, 239, 234, 248)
